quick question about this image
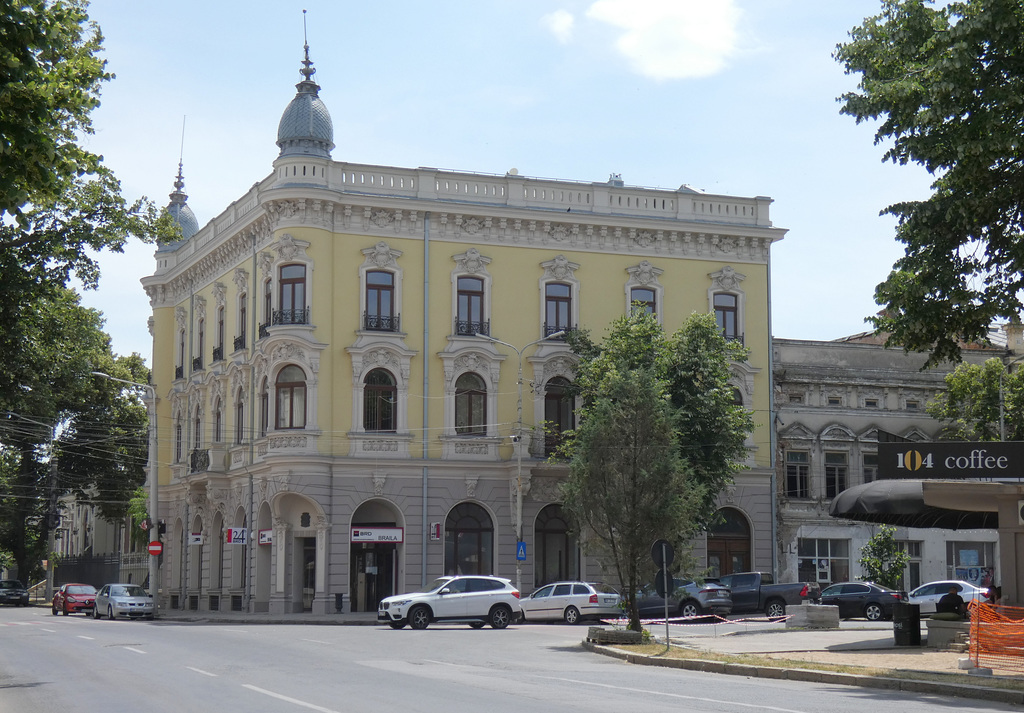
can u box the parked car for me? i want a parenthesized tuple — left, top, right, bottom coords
(378, 575, 520, 630)
(520, 581, 621, 624)
(818, 581, 902, 621)
(714, 572, 820, 618)
(908, 580, 991, 614)
(0, 579, 29, 606)
(637, 578, 733, 619)
(94, 583, 154, 620)
(52, 583, 97, 616)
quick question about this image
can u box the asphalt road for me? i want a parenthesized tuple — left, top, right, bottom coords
(0, 606, 1016, 713)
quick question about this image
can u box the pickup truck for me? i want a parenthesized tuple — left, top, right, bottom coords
(714, 572, 820, 618)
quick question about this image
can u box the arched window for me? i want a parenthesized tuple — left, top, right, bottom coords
(237, 292, 247, 349)
(275, 365, 307, 429)
(234, 389, 245, 445)
(445, 502, 493, 575)
(213, 397, 223, 443)
(193, 406, 202, 449)
(259, 378, 269, 438)
(535, 504, 578, 586)
(706, 507, 751, 578)
(215, 306, 225, 358)
(544, 376, 574, 456)
(455, 372, 486, 435)
(174, 415, 183, 462)
(364, 368, 396, 432)
(195, 318, 205, 369)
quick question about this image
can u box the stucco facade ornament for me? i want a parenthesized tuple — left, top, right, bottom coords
(147, 316, 155, 337)
(465, 476, 478, 498)
(233, 267, 249, 293)
(453, 248, 491, 275)
(363, 241, 401, 269)
(258, 251, 274, 279)
(633, 230, 654, 248)
(213, 282, 226, 307)
(541, 254, 579, 281)
(276, 233, 305, 261)
(194, 295, 207, 320)
(369, 209, 395, 229)
(373, 471, 386, 496)
(628, 260, 662, 286)
(457, 215, 483, 235)
(709, 265, 746, 291)
(175, 306, 187, 331)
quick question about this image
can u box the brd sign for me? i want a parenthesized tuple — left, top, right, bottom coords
(879, 442, 1024, 479)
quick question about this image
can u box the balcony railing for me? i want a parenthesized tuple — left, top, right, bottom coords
(456, 319, 489, 337)
(192, 356, 203, 371)
(543, 323, 574, 339)
(233, 334, 245, 351)
(258, 323, 269, 339)
(725, 333, 745, 345)
(189, 448, 209, 474)
(272, 307, 310, 326)
(363, 312, 401, 332)
(174, 365, 184, 380)
(212, 345, 224, 362)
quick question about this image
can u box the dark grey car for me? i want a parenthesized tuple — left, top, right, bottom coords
(637, 578, 733, 619)
(0, 579, 29, 606)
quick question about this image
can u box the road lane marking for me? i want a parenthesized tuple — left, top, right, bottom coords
(40, 628, 56, 633)
(186, 666, 217, 677)
(124, 647, 146, 654)
(300, 638, 330, 644)
(77, 636, 94, 640)
(241, 684, 340, 713)
(544, 676, 812, 713)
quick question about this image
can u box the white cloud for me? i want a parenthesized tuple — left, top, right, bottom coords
(586, 0, 741, 80)
(541, 9, 575, 44)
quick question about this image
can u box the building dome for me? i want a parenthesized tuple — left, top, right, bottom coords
(165, 162, 198, 240)
(276, 44, 334, 159)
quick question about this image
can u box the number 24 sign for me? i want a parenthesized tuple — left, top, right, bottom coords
(226, 527, 248, 545)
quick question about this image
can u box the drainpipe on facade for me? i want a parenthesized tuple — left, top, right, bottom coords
(767, 247, 778, 580)
(421, 212, 431, 589)
(244, 232, 258, 612)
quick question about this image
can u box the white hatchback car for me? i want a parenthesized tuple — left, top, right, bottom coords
(378, 575, 521, 630)
(907, 580, 991, 614)
(520, 581, 621, 624)
(94, 583, 154, 620)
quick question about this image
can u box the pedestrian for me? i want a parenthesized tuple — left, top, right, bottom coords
(934, 586, 967, 620)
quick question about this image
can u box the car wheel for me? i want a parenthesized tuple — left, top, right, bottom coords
(490, 604, 513, 629)
(680, 600, 703, 618)
(107, 606, 115, 621)
(864, 603, 883, 621)
(94, 606, 102, 620)
(388, 621, 406, 630)
(52, 604, 58, 616)
(408, 605, 430, 630)
(62, 605, 69, 616)
(468, 622, 486, 629)
(765, 599, 786, 620)
(563, 606, 580, 625)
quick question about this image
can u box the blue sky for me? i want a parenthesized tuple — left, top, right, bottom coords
(78, 0, 933, 362)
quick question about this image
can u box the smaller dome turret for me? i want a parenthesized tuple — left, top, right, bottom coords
(277, 43, 334, 159)
(165, 161, 198, 240)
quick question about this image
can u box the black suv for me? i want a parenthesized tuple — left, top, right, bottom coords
(0, 579, 30, 606)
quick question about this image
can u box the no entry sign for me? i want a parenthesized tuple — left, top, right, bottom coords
(147, 541, 163, 556)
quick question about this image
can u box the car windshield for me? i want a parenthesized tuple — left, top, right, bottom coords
(113, 585, 148, 597)
(1, 581, 22, 589)
(591, 583, 618, 595)
(424, 578, 453, 593)
(67, 585, 96, 595)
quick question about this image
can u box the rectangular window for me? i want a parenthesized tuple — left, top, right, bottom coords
(713, 293, 738, 340)
(278, 265, 307, 325)
(898, 541, 923, 590)
(864, 398, 879, 408)
(797, 538, 850, 585)
(365, 271, 397, 331)
(945, 541, 995, 581)
(630, 287, 655, 315)
(825, 451, 848, 498)
(456, 276, 486, 336)
(788, 394, 803, 404)
(545, 283, 572, 336)
(906, 400, 919, 411)
(862, 452, 878, 484)
(785, 450, 810, 498)
(827, 396, 842, 406)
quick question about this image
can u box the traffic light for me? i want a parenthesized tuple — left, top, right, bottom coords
(157, 520, 166, 535)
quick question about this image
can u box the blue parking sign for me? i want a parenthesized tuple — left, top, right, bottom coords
(516, 541, 527, 561)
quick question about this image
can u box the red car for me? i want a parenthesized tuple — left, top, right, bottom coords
(52, 583, 97, 616)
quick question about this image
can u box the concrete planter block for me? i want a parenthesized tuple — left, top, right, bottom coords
(785, 603, 840, 629)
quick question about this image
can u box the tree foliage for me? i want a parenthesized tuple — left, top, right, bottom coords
(927, 357, 1024, 441)
(0, 289, 150, 582)
(835, 0, 1024, 365)
(560, 311, 753, 630)
(858, 525, 911, 590)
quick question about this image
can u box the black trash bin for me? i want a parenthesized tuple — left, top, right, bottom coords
(893, 601, 921, 646)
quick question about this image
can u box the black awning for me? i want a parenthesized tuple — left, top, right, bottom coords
(828, 479, 999, 530)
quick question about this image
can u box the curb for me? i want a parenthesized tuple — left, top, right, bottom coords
(581, 641, 1024, 705)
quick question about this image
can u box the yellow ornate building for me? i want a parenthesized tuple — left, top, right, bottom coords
(143, 47, 786, 614)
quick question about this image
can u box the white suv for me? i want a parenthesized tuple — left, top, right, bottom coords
(378, 575, 521, 630)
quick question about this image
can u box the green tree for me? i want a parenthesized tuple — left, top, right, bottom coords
(858, 525, 911, 590)
(561, 311, 753, 630)
(927, 358, 1024, 441)
(0, 288, 150, 582)
(835, 0, 1024, 365)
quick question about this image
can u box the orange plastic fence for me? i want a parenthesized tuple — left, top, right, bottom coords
(969, 602, 1024, 672)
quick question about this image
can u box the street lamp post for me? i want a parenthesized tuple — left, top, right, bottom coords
(475, 332, 563, 593)
(92, 372, 159, 615)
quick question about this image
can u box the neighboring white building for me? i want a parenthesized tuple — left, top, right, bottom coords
(774, 333, 1002, 591)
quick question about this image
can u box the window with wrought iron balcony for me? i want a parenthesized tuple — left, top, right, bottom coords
(364, 312, 400, 332)
(272, 306, 310, 326)
(191, 356, 203, 371)
(456, 318, 489, 337)
(543, 323, 573, 340)
(189, 448, 209, 474)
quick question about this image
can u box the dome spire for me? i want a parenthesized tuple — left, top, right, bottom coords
(165, 117, 198, 240)
(276, 12, 334, 160)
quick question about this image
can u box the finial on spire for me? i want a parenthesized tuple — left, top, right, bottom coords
(173, 116, 187, 193)
(300, 10, 315, 82)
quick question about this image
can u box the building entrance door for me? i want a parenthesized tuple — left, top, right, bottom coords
(350, 543, 395, 612)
